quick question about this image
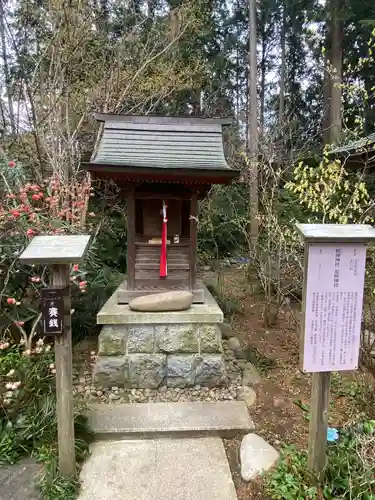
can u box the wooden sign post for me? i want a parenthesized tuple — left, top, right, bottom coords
(20, 235, 91, 478)
(296, 224, 375, 481)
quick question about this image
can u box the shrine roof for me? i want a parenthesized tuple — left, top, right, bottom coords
(86, 114, 238, 177)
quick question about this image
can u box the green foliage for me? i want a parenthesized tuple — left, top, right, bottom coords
(265, 421, 375, 500)
(265, 445, 317, 499)
(0, 340, 93, 499)
(198, 184, 248, 260)
(286, 158, 372, 224)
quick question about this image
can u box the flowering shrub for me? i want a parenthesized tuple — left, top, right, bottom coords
(285, 156, 374, 224)
(0, 156, 94, 347)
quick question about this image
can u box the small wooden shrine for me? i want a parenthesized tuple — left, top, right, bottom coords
(83, 114, 239, 303)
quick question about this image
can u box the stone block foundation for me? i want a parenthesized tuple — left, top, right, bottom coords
(92, 286, 227, 389)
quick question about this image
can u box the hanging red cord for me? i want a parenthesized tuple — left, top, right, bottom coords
(160, 200, 168, 278)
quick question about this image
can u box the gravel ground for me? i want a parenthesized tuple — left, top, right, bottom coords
(73, 339, 245, 404)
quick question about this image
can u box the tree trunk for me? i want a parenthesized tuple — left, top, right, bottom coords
(279, 7, 286, 126)
(328, 0, 343, 144)
(260, 9, 266, 132)
(248, 0, 258, 260)
(322, 64, 332, 146)
(0, 0, 15, 135)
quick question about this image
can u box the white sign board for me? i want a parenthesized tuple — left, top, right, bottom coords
(303, 242, 366, 372)
(19, 235, 91, 264)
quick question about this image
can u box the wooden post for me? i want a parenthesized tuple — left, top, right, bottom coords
(308, 372, 331, 480)
(295, 223, 375, 484)
(52, 264, 75, 477)
(127, 187, 136, 290)
(19, 234, 91, 479)
(189, 191, 197, 291)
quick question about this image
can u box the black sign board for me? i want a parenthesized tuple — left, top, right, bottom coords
(41, 287, 66, 336)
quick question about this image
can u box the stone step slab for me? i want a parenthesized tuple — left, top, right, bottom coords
(88, 401, 254, 439)
(78, 437, 238, 500)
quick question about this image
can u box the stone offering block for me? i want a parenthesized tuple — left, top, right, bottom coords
(129, 291, 193, 312)
(93, 285, 227, 389)
(19, 234, 91, 264)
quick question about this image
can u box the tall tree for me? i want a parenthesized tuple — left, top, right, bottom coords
(329, 0, 343, 143)
(248, 0, 258, 258)
(0, 0, 15, 134)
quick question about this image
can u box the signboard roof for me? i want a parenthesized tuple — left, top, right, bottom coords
(19, 235, 91, 264)
(296, 223, 375, 242)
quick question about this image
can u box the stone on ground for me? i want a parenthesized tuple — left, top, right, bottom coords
(242, 362, 262, 386)
(78, 437, 237, 500)
(87, 401, 254, 437)
(240, 433, 280, 481)
(227, 337, 241, 351)
(219, 322, 233, 339)
(238, 386, 257, 408)
(0, 459, 41, 500)
(129, 291, 193, 312)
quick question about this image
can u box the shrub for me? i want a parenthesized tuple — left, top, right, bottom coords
(265, 420, 375, 500)
(0, 338, 93, 498)
(0, 156, 96, 345)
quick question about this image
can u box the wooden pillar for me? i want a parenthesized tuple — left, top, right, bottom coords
(189, 191, 197, 290)
(127, 187, 136, 289)
(308, 372, 331, 480)
(52, 264, 75, 477)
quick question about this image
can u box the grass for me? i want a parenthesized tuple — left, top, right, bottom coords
(265, 420, 375, 500)
(1, 342, 94, 499)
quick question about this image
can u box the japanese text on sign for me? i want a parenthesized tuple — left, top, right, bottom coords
(303, 243, 366, 372)
(41, 288, 65, 335)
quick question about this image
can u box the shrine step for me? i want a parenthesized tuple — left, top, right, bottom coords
(87, 401, 254, 440)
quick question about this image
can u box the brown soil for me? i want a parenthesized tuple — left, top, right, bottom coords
(220, 267, 374, 499)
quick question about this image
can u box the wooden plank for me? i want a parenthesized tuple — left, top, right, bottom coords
(101, 140, 223, 150)
(52, 264, 75, 477)
(135, 263, 189, 270)
(104, 121, 223, 133)
(135, 270, 189, 280)
(96, 113, 232, 126)
(135, 242, 190, 248)
(308, 372, 331, 481)
(127, 187, 136, 290)
(189, 192, 197, 290)
(135, 192, 193, 200)
(103, 129, 223, 140)
(96, 152, 225, 161)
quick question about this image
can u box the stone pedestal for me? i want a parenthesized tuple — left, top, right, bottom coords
(93, 286, 227, 389)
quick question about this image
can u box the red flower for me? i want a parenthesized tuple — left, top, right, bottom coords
(7, 298, 16, 305)
(15, 321, 25, 327)
(37, 192, 44, 198)
(79, 281, 87, 288)
(10, 210, 20, 217)
(31, 194, 40, 201)
(8, 161, 16, 168)
(31, 185, 40, 191)
(26, 228, 35, 237)
(73, 264, 79, 272)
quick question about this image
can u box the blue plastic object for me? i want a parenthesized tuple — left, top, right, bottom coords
(327, 427, 339, 442)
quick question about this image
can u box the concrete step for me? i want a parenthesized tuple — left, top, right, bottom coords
(78, 437, 238, 500)
(87, 401, 254, 439)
